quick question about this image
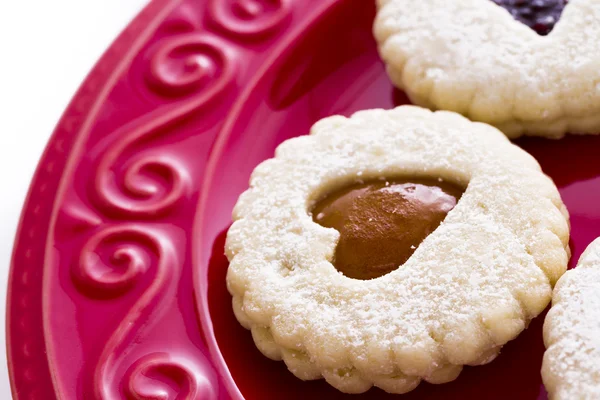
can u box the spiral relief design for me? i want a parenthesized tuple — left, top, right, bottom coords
(124, 353, 217, 400)
(66, 2, 299, 399)
(208, 0, 292, 39)
(73, 226, 157, 298)
(94, 33, 237, 218)
(146, 34, 234, 96)
(73, 225, 207, 399)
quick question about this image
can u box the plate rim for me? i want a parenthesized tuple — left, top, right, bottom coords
(5, 0, 176, 397)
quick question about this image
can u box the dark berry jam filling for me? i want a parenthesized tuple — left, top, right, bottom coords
(491, 0, 569, 35)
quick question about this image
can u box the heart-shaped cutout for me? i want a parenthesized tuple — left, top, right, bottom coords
(491, 0, 569, 35)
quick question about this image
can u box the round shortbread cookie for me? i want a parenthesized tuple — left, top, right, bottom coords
(373, 0, 600, 139)
(543, 239, 600, 400)
(225, 106, 570, 394)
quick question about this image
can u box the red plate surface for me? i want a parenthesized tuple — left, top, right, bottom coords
(7, 0, 600, 399)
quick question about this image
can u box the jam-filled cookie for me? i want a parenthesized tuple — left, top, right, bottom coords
(374, 0, 600, 138)
(543, 239, 600, 400)
(226, 106, 570, 394)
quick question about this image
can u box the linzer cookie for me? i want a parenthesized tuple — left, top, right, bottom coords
(225, 106, 570, 394)
(543, 238, 600, 400)
(373, 0, 600, 138)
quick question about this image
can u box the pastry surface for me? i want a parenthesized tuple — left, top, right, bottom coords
(225, 106, 570, 394)
(374, 0, 600, 138)
(543, 238, 600, 400)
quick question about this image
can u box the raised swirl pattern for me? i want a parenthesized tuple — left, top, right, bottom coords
(208, 0, 292, 39)
(93, 33, 237, 218)
(124, 353, 217, 400)
(73, 225, 208, 399)
(72, 225, 155, 298)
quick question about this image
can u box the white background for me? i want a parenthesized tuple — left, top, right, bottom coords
(0, 1, 148, 397)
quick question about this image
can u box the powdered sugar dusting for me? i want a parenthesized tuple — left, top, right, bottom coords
(225, 106, 570, 394)
(543, 238, 600, 400)
(374, 0, 600, 138)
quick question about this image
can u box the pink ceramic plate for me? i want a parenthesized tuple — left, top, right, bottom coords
(7, 0, 600, 398)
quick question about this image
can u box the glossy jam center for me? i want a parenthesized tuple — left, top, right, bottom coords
(312, 178, 464, 280)
(491, 0, 569, 35)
